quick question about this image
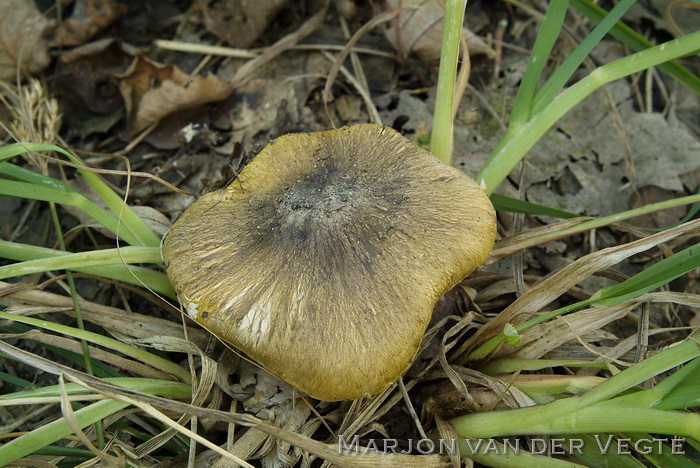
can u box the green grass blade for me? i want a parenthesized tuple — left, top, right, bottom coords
(457, 406, 698, 451)
(640, 190, 700, 232)
(0, 240, 175, 298)
(0, 370, 33, 389)
(653, 358, 700, 411)
(472, 242, 699, 360)
(32, 446, 94, 458)
(531, 0, 635, 116)
(454, 337, 700, 439)
(0, 379, 191, 466)
(457, 438, 586, 467)
(475, 31, 700, 194)
(430, 0, 467, 164)
(570, 0, 700, 95)
(508, 1, 569, 128)
(0, 162, 75, 190)
(575, 336, 700, 408)
(0, 400, 128, 466)
(0, 377, 190, 401)
(656, 385, 700, 412)
(480, 2, 571, 170)
(481, 358, 608, 374)
(0, 143, 161, 247)
(469, 298, 593, 361)
(0, 311, 190, 383)
(0, 243, 162, 279)
(0, 179, 145, 246)
(626, 434, 698, 468)
(589, 244, 699, 306)
(490, 193, 579, 218)
(491, 194, 700, 259)
(593, 358, 700, 410)
(2, 319, 119, 378)
(565, 434, 647, 468)
(512, 376, 602, 397)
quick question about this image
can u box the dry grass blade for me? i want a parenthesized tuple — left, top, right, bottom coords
(128, 336, 217, 458)
(488, 218, 592, 263)
(64, 373, 256, 468)
(434, 414, 460, 468)
(323, 8, 403, 105)
(437, 314, 479, 404)
(451, 365, 535, 410)
(398, 378, 428, 439)
(320, 51, 382, 124)
(3, 329, 173, 380)
(216, 427, 269, 467)
(36, 151, 195, 196)
(58, 374, 125, 467)
(336, 387, 396, 438)
(453, 33, 471, 119)
(0, 404, 54, 432)
(0, 280, 209, 347)
(464, 218, 700, 357)
(230, 3, 329, 87)
(0, 394, 106, 407)
(503, 300, 641, 360)
(53, 351, 450, 467)
(339, 315, 479, 437)
(154, 40, 258, 58)
(0, 339, 257, 424)
(643, 291, 700, 307)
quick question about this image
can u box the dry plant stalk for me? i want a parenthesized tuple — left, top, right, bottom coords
(0, 79, 60, 170)
(463, 218, 700, 359)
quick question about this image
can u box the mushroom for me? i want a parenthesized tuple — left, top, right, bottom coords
(162, 124, 496, 401)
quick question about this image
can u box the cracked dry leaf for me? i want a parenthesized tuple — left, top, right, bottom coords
(116, 56, 233, 136)
(54, 0, 128, 47)
(384, 0, 495, 65)
(0, 0, 54, 80)
(198, 0, 288, 48)
(525, 84, 700, 216)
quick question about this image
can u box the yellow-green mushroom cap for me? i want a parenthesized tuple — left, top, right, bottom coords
(162, 124, 496, 401)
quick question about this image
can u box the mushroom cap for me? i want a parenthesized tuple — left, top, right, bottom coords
(162, 124, 496, 401)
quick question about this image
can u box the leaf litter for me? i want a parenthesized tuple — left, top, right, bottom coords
(0, 0, 54, 81)
(0, 1, 698, 466)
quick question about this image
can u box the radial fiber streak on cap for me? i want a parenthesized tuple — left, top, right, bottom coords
(162, 124, 496, 401)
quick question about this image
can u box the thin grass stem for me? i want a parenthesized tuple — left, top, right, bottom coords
(531, 0, 635, 116)
(475, 31, 700, 194)
(430, 0, 467, 164)
(0, 311, 191, 383)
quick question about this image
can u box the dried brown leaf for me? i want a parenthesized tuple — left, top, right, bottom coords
(628, 185, 689, 229)
(198, 0, 288, 48)
(54, 0, 128, 47)
(383, 0, 494, 65)
(227, 78, 297, 148)
(56, 38, 139, 114)
(116, 56, 233, 135)
(0, 0, 54, 80)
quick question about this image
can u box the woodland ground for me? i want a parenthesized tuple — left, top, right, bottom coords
(0, 1, 698, 467)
